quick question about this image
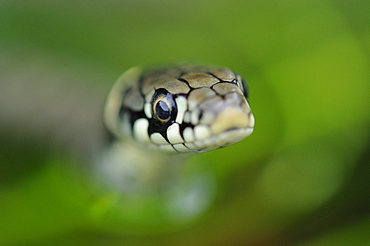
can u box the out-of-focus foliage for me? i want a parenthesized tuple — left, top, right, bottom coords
(0, 0, 369, 245)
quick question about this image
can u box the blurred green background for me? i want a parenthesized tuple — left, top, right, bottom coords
(0, 0, 369, 245)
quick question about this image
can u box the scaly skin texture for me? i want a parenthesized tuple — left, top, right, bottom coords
(105, 63, 254, 153)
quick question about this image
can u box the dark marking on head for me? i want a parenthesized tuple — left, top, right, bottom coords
(206, 72, 223, 82)
(177, 78, 193, 88)
(178, 121, 194, 140)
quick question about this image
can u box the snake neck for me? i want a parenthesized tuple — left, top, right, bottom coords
(94, 139, 191, 194)
(92, 139, 217, 223)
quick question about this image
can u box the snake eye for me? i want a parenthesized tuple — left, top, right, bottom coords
(154, 99, 171, 121)
(152, 89, 176, 123)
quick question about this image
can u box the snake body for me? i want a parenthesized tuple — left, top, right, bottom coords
(105, 64, 254, 154)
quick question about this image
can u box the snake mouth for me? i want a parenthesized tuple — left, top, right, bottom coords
(183, 126, 254, 152)
(159, 111, 255, 153)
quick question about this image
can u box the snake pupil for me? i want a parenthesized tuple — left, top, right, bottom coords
(156, 100, 170, 120)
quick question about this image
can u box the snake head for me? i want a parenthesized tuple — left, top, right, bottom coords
(105, 64, 254, 153)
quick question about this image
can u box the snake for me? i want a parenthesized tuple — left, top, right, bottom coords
(95, 63, 255, 194)
(0, 57, 255, 222)
(104, 63, 254, 154)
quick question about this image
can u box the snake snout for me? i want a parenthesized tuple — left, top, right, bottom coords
(210, 104, 254, 135)
(184, 91, 254, 152)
